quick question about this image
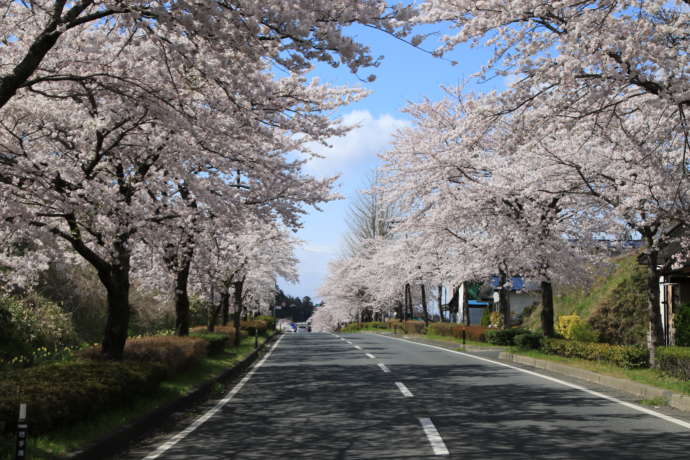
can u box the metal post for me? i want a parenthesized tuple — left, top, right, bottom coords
(15, 403, 27, 460)
(462, 329, 466, 348)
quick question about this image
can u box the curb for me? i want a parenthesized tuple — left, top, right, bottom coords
(499, 352, 690, 413)
(64, 332, 281, 460)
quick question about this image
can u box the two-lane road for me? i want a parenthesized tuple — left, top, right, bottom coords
(123, 332, 690, 459)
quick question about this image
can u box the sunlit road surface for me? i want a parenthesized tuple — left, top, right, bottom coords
(122, 332, 690, 459)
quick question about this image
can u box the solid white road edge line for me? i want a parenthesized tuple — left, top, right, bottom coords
(378, 362, 391, 373)
(419, 418, 449, 456)
(395, 381, 414, 397)
(142, 335, 286, 459)
(379, 334, 690, 430)
(366, 353, 376, 359)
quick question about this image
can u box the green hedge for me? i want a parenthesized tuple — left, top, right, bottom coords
(657, 347, 690, 380)
(485, 328, 529, 346)
(190, 331, 229, 355)
(514, 332, 544, 350)
(542, 338, 648, 368)
(0, 360, 164, 434)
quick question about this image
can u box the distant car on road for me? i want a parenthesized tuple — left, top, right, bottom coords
(296, 323, 309, 333)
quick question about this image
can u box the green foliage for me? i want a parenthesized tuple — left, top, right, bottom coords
(0, 360, 165, 434)
(523, 255, 648, 346)
(514, 332, 544, 350)
(657, 346, 690, 381)
(674, 303, 690, 347)
(480, 308, 491, 327)
(0, 294, 79, 368)
(189, 331, 229, 355)
(485, 328, 529, 346)
(570, 322, 600, 343)
(542, 338, 649, 368)
(587, 259, 647, 345)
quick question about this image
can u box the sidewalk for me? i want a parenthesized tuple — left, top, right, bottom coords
(369, 331, 690, 414)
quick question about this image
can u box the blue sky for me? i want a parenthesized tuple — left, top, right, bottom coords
(280, 19, 505, 301)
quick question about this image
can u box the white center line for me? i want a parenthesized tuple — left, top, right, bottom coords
(143, 335, 285, 459)
(379, 334, 690, 431)
(395, 382, 414, 397)
(354, 345, 362, 350)
(419, 418, 449, 456)
(378, 362, 391, 373)
(365, 353, 376, 359)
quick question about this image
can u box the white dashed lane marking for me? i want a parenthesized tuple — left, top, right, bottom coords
(419, 418, 449, 456)
(395, 382, 413, 397)
(378, 363, 391, 373)
(366, 353, 376, 359)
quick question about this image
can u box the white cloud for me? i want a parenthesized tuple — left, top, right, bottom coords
(302, 243, 338, 255)
(305, 110, 410, 176)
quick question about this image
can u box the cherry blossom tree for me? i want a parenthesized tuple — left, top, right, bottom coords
(0, 1, 418, 109)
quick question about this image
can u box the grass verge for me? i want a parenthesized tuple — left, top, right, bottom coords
(0, 336, 267, 460)
(511, 349, 690, 397)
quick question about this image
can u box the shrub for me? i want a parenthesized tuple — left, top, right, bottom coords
(674, 303, 690, 347)
(485, 328, 529, 346)
(480, 308, 491, 327)
(570, 322, 600, 343)
(402, 320, 426, 334)
(489, 311, 504, 329)
(0, 294, 79, 366)
(427, 323, 454, 337)
(190, 331, 229, 355)
(514, 332, 544, 350)
(79, 336, 207, 376)
(657, 347, 690, 380)
(0, 360, 165, 434)
(587, 261, 648, 345)
(241, 320, 269, 336)
(427, 323, 488, 342)
(254, 315, 276, 330)
(542, 338, 648, 368)
(555, 314, 583, 340)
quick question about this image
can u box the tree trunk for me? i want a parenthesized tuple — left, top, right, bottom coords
(540, 280, 555, 337)
(462, 283, 470, 326)
(404, 283, 411, 320)
(645, 250, 664, 367)
(438, 285, 444, 322)
(100, 265, 131, 360)
(499, 287, 510, 329)
(421, 284, 429, 326)
(221, 288, 231, 326)
(233, 279, 244, 347)
(174, 257, 192, 336)
(497, 271, 510, 329)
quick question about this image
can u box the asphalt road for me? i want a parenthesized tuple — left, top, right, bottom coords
(124, 332, 690, 459)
